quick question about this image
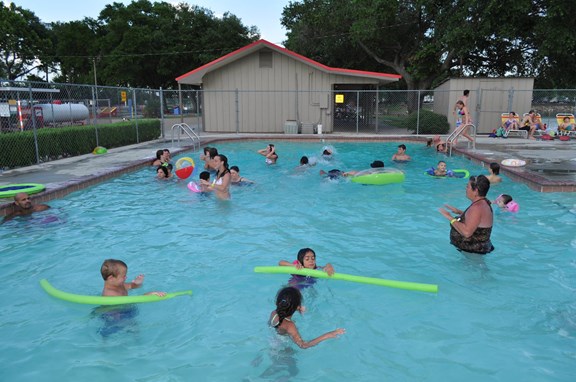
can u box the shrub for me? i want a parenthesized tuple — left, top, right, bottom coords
(401, 110, 450, 134)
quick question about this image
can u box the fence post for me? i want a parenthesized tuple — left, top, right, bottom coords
(196, 90, 200, 132)
(235, 89, 240, 134)
(375, 88, 379, 133)
(27, 85, 41, 165)
(416, 90, 421, 135)
(356, 91, 360, 134)
(159, 87, 164, 139)
(507, 87, 514, 112)
(132, 89, 139, 143)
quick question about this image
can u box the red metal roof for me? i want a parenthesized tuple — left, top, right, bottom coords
(176, 39, 401, 85)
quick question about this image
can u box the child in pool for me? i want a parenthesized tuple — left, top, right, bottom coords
(269, 286, 345, 349)
(279, 248, 335, 276)
(101, 259, 165, 297)
(494, 194, 519, 212)
(486, 162, 502, 184)
(434, 160, 448, 176)
(199, 171, 211, 192)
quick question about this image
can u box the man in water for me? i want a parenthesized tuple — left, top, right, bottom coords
(2, 192, 50, 222)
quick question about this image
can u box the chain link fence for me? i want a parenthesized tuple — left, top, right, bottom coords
(2, 79, 576, 170)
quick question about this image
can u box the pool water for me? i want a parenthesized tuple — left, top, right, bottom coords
(1, 141, 575, 381)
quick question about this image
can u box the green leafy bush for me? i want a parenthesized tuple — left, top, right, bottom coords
(399, 110, 450, 134)
(0, 119, 161, 169)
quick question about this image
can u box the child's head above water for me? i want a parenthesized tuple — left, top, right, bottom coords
(101, 259, 127, 281)
(495, 194, 519, 212)
(490, 162, 500, 175)
(199, 171, 210, 181)
(437, 161, 447, 171)
(297, 248, 317, 269)
(273, 286, 302, 327)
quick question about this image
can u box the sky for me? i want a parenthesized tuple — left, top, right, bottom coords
(10, 0, 289, 45)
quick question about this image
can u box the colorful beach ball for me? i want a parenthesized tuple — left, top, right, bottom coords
(175, 157, 195, 179)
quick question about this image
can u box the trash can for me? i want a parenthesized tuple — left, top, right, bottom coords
(173, 107, 180, 115)
(317, 124, 323, 134)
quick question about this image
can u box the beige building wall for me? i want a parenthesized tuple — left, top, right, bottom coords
(434, 78, 534, 134)
(202, 49, 381, 133)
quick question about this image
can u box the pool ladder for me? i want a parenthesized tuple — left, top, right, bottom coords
(446, 124, 476, 156)
(171, 123, 201, 152)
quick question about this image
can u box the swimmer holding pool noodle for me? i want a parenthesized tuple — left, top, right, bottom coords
(40, 279, 192, 305)
(254, 266, 438, 293)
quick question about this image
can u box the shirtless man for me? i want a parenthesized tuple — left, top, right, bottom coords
(2, 192, 50, 222)
(391, 144, 411, 161)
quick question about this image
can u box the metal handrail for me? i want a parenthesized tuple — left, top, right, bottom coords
(171, 123, 200, 151)
(447, 124, 476, 156)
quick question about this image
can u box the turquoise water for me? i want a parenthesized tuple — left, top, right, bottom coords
(1, 141, 575, 381)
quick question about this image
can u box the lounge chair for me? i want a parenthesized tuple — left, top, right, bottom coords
(556, 113, 576, 137)
(501, 113, 525, 138)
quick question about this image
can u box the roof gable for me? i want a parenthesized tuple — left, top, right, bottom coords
(176, 39, 401, 85)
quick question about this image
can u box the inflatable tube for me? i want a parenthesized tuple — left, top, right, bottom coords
(92, 146, 107, 155)
(253, 266, 438, 293)
(187, 181, 202, 193)
(351, 168, 405, 185)
(501, 158, 526, 167)
(40, 279, 192, 305)
(425, 168, 470, 179)
(0, 183, 45, 198)
(175, 157, 195, 179)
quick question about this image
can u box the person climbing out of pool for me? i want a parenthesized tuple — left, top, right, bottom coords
(392, 144, 411, 162)
(230, 166, 254, 185)
(258, 144, 278, 164)
(439, 175, 494, 254)
(269, 286, 345, 349)
(493, 194, 519, 212)
(101, 259, 165, 297)
(486, 162, 502, 184)
(2, 192, 50, 222)
(200, 154, 231, 199)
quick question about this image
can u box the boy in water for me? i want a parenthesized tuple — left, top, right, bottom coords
(101, 259, 165, 297)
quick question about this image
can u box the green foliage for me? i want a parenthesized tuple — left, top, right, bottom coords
(0, 120, 160, 169)
(399, 110, 450, 135)
(0, 1, 53, 80)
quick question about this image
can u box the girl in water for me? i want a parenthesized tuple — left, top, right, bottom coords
(200, 154, 231, 199)
(269, 286, 345, 349)
(279, 248, 335, 289)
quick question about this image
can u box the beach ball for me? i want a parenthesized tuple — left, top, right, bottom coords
(175, 157, 195, 179)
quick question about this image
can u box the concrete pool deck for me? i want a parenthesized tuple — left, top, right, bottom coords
(1, 133, 575, 217)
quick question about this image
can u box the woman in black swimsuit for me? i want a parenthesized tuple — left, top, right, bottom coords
(439, 175, 494, 254)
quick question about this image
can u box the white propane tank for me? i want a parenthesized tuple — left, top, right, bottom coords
(36, 103, 89, 123)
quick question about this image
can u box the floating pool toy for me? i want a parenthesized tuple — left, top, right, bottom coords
(425, 168, 470, 179)
(175, 157, 195, 179)
(40, 279, 192, 305)
(501, 158, 526, 167)
(351, 168, 405, 185)
(254, 266, 438, 293)
(0, 183, 45, 198)
(92, 146, 107, 155)
(187, 181, 202, 193)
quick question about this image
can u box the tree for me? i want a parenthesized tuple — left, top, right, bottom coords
(0, 1, 53, 80)
(281, 0, 540, 96)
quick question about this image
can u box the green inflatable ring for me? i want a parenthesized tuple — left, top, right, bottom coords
(254, 266, 438, 293)
(40, 279, 192, 305)
(0, 183, 45, 198)
(351, 169, 405, 185)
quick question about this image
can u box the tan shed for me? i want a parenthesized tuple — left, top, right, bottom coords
(176, 40, 400, 133)
(433, 77, 535, 134)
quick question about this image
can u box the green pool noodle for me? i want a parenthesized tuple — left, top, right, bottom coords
(254, 266, 438, 293)
(40, 279, 192, 305)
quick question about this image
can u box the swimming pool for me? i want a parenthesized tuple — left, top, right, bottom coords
(1, 141, 575, 381)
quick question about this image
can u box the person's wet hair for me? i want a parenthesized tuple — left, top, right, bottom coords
(300, 156, 309, 165)
(199, 171, 210, 181)
(273, 286, 302, 327)
(208, 147, 219, 159)
(297, 247, 315, 266)
(490, 162, 500, 175)
(101, 259, 127, 280)
(230, 166, 240, 173)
